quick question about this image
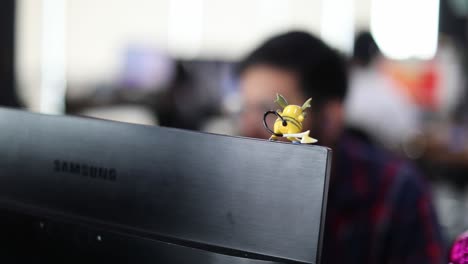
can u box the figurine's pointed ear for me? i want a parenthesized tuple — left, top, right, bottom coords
(275, 94, 288, 108)
(301, 98, 312, 110)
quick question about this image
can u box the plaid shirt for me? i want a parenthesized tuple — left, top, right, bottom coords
(322, 129, 445, 264)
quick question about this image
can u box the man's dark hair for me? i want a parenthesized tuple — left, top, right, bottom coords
(237, 31, 348, 104)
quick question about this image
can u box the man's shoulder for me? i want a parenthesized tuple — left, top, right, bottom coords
(339, 129, 423, 184)
(330, 128, 430, 210)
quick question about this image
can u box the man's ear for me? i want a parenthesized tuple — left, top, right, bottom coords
(320, 99, 345, 145)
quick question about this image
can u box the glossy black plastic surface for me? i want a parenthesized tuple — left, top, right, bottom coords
(0, 108, 331, 263)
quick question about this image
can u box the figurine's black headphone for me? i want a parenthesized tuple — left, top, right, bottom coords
(263, 110, 287, 137)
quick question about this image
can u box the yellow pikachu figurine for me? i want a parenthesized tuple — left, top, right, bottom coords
(263, 94, 317, 144)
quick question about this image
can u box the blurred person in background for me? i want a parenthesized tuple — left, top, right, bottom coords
(345, 31, 419, 150)
(0, 0, 21, 108)
(237, 31, 444, 264)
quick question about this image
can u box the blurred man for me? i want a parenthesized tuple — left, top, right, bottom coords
(237, 31, 444, 264)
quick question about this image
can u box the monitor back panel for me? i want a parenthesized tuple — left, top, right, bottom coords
(0, 108, 331, 264)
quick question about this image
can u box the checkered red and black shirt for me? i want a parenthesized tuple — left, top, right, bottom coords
(322, 129, 445, 264)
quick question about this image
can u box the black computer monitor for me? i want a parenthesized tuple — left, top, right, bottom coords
(0, 108, 331, 264)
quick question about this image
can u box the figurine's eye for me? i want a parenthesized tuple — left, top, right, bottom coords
(282, 120, 287, 126)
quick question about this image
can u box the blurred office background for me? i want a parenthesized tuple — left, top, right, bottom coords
(1, 0, 468, 246)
